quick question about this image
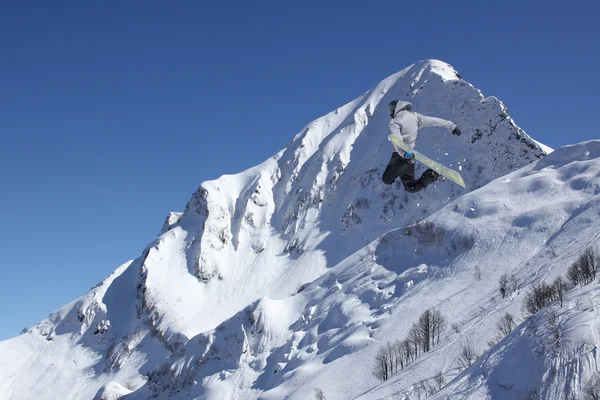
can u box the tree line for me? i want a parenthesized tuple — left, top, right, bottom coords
(373, 309, 446, 382)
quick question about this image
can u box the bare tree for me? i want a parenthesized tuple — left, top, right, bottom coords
(387, 341, 400, 375)
(496, 313, 516, 337)
(417, 310, 433, 352)
(553, 276, 567, 307)
(373, 309, 447, 382)
(499, 273, 509, 298)
(524, 282, 556, 315)
(431, 310, 446, 345)
(583, 247, 599, 282)
(423, 380, 436, 397)
(452, 322, 460, 333)
(458, 343, 479, 368)
(567, 260, 582, 286)
(433, 370, 445, 391)
(567, 247, 599, 286)
(372, 340, 406, 382)
(416, 309, 446, 352)
(414, 382, 426, 400)
(584, 373, 600, 400)
(473, 265, 481, 281)
(408, 324, 421, 358)
(487, 337, 498, 349)
(314, 388, 326, 400)
(414, 221, 446, 245)
(393, 340, 406, 370)
(401, 339, 413, 364)
(509, 274, 519, 292)
(373, 345, 391, 382)
(548, 310, 560, 342)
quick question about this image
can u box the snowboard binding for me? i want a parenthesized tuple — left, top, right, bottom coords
(426, 169, 445, 183)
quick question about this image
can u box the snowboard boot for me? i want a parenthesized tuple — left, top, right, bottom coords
(421, 169, 442, 187)
(428, 170, 446, 183)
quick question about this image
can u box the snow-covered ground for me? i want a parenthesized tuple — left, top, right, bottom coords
(5, 59, 599, 400)
(356, 140, 600, 400)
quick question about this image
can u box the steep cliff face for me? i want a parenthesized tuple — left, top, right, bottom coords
(0, 59, 554, 400)
(136, 59, 545, 342)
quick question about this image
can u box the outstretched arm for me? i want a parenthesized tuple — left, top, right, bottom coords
(417, 113, 457, 131)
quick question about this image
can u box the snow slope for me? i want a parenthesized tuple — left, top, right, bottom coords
(357, 140, 600, 400)
(0, 59, 560, 400)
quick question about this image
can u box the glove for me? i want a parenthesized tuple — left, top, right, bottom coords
(452, 127, 461, 136)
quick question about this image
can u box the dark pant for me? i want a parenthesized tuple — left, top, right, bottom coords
(382, 152, 438, 192)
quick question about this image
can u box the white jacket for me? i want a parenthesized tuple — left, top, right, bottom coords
(389, 101, 457, 149)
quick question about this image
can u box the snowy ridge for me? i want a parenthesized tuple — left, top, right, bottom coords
(0, 59, 562, 400)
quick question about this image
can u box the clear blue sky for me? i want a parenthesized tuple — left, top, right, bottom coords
(0, 1, 598, 340)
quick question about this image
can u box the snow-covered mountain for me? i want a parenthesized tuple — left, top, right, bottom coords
(6, 59, 599, 400)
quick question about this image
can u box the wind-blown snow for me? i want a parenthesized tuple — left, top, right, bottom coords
(7, 59, 594, 400)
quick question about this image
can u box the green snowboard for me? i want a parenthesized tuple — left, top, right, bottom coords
(388, 134, 466, 188)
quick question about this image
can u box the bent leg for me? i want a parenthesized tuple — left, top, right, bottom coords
(397, 159, 420, 192)
(382, 152, 403, 185)
(402, 166, 440, 193)
(407, 169, 439, 192)
(382, 153, 438, 193)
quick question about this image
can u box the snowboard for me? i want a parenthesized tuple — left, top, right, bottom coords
(388, 134, 466, 188)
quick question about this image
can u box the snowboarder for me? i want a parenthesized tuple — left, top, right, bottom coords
(382, 100, 461, 192)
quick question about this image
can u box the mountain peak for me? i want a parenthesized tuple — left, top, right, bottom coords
(1, 60, 571, 400)
(410, 59, 464, 81)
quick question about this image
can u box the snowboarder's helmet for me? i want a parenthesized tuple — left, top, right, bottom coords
(388, 100, 398, 118)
